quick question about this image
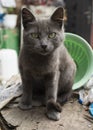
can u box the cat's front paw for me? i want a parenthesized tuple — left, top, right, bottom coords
(47, 111, 61, 121)
(46, 99, 62, 121)
(19, 102, 32, 110)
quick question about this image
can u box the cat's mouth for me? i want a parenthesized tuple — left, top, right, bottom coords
(40, 49, 50, 55)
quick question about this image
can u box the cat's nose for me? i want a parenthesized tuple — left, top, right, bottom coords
(41, 44, 47, 50)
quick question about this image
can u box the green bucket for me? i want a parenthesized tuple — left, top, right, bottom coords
(0, 28, 19, 54)
(64, 33, 93, 90)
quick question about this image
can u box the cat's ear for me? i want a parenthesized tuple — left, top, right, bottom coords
(51, 7, 64, 28)
(22, 8, 36, 28)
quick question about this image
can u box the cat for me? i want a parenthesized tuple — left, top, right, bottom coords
(19, 7, 76, 121)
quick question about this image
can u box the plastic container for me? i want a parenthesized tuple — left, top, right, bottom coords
(64, 33, 93, 90)
(0, 49, 19, 81)
(0, 28, 19, 54)
(3, 14, 17, 29)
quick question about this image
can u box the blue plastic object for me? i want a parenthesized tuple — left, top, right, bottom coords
(89, 103, 93, 116)
(0, 13, 5, 23)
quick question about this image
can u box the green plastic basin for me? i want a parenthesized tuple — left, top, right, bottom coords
(64, 33, 93, 90)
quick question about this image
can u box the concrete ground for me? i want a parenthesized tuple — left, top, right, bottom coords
(1, 99, 93, 130)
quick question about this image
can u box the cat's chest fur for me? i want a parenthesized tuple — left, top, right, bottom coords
(20, 47, 61, 78)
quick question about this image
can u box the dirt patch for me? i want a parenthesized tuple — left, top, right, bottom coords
(1, 99, 93, 130)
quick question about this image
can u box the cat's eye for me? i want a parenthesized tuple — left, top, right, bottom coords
(48, 32, 56, 39)
(31, 33, 39, 39)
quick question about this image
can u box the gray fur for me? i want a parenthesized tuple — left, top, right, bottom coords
(19, 7, 76, 121)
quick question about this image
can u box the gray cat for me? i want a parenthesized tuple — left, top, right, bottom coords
(19, 7, 76, 121)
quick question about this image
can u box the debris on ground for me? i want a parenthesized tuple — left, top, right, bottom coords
(0, 111, 18, 130)
(79, 74, 93, 118)
(0, 75, 22, 110)
(84, 114, 93, 123)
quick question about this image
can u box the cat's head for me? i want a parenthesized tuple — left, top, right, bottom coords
(22, 7, 65, 55)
